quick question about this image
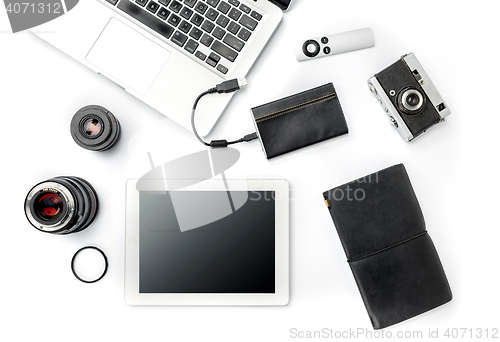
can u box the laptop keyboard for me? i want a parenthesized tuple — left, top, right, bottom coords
(106, 0, 263, 75)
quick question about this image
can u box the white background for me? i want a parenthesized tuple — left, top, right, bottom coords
(1, 0, 499, 341)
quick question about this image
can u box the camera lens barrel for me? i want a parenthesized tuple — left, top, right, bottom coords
(397, 88, 425, 115)
(24, 176, 98, 235)
(71, 105, 121, 152)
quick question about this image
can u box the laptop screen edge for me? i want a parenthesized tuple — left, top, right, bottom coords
(269, 0, 292, 11)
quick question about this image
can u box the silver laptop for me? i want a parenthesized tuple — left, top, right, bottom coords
(32, 0, 291, 136)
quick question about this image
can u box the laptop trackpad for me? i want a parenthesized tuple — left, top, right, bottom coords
(86, 18, 170, 95)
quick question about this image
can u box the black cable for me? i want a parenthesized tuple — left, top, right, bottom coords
(191, 88, 216, 147)
(191, 78, 259, 148)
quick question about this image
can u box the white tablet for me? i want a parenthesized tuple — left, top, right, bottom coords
(125, 179, 289, 305)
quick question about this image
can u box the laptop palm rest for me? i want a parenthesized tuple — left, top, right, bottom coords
(86, 18, 170, 95)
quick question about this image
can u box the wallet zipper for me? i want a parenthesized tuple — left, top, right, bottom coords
(255, 93, 337, 124)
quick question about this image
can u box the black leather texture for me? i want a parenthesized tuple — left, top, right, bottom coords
(252, 83, 348, 159)
(323, 164, 452, 329)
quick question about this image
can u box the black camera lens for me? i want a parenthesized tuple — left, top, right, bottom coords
(24, 176, 98, 235)
(71, 105, 120, 151)
(397, 88, 425, 115)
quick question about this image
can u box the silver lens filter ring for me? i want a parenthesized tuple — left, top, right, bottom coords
(398, 88, 425, 114)
(24, 181, 76, 233)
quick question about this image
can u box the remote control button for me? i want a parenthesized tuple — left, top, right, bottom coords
(321, 37, 329, 44)
(302, 40, 320, 58)
(323, 46, 331, 54)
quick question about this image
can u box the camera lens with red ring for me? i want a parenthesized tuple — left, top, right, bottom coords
(71, 105, 121, 152)
(34, 192, 65, 222)
(24, 176, 98, 235)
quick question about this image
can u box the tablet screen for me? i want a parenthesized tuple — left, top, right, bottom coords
(138, 191, 275, 294)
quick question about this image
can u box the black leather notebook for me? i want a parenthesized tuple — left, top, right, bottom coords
(323, 164, 452, 329)
(251, 83, 348, 159)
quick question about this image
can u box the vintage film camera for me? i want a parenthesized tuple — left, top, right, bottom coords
(368, 53, 451, 141)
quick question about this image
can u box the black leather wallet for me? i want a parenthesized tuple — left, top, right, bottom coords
(323, 164, 452, 329)
(251, 83, 348, 159)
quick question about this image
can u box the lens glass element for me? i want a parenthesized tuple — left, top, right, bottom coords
(82, 118, 102, 138)
(398, 88, 425, 114)
(35, 193, 64, 221)
(406, 93, 420, 107)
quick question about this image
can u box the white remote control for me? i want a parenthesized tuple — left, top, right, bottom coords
(295, 28, 374, 62)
